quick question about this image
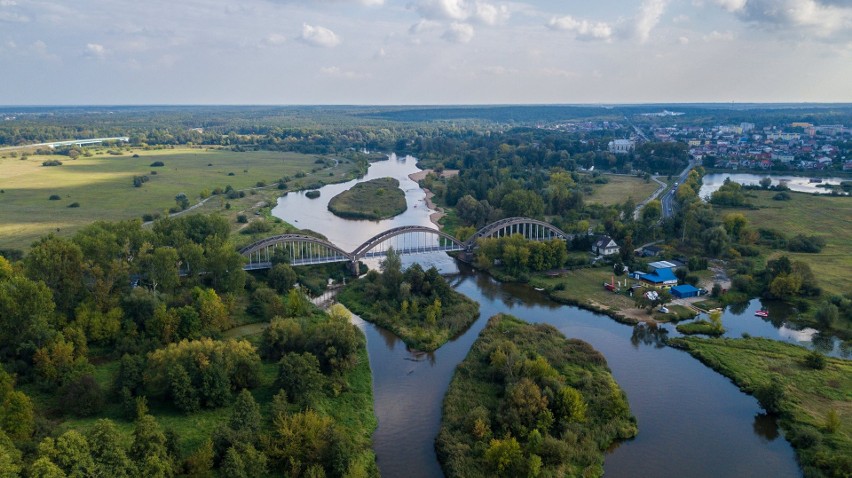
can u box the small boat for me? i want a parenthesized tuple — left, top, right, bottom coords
(534, 287, 545, 292)
(755, 310, 769, 317)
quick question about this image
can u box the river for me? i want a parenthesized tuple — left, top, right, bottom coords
(273, 156, 803, 478)
(699, 173, 847, 198)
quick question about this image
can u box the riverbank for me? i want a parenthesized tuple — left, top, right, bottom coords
(669, 337, 851, 478)
(409, 169, 459, 227)
(437, 313, 637, 478)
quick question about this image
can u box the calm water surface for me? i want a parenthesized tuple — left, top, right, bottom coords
(699, 173, 846, 198)
(274, 157, 803, 478)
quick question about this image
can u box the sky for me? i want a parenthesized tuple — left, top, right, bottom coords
(1, 0, 851, 105)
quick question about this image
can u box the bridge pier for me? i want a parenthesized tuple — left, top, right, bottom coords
(348, 260, 361, 276)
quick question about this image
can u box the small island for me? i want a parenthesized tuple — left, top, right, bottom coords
(337, 249, 479, 351)
(437, 314, 638, 478)
(328, 177, 407, 220)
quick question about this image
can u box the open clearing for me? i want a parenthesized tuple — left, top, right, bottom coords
(0, 147, 351, 250)
(730, 190, 852, 296)
(584, 174, 660, 206)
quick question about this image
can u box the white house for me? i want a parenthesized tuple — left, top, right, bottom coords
(592, 236, 620, 256)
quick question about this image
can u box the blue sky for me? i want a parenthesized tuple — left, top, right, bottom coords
(1, 0, 850, 104)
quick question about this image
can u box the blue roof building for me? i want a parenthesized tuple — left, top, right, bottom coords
(671, 284, 700, 298)
(640, 268, 678, 287)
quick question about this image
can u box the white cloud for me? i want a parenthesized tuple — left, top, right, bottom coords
(471, 1, 509, 25)
(714, 0, 747, 12)
(263, 33, 287, 46)
(416, 0, 468, 20)
(678, 36, 690, 44)
(717, 0, 852, 40)
(85, 43, 106, 59)
(634, 0, 669, 43)
(413, 0, 508, 24)
(298, 23, 340, 47)
(319, 66, 369, 78)
(442, 22, 475, 43)
(547, 15, 613, 41)
(703, 30, 735, 41)
(409, 18, 441, 34)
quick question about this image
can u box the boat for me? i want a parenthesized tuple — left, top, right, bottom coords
(534, 287, 545, 292)
(755, 310, 769, 317)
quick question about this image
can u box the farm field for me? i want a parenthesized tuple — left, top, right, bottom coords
(730, 190, 852, 296)
(0, 147, 355, 250)
(583, 174, 660, 206)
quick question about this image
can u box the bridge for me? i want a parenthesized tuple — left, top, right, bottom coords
(239, 217, 572, 272)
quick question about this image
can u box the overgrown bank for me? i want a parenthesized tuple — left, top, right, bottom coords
(338, 250, 479, 351)
(437, 314, 637, 478)
(670, 337, 851, 478)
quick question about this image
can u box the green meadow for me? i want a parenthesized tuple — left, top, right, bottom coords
(730, 190, 852, 296)
(0, 147, 352, 250)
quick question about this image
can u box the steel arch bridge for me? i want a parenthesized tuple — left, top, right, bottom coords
(239, 217, 572, 271)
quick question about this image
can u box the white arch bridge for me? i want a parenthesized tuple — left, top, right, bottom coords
(239, 217, 572, 272)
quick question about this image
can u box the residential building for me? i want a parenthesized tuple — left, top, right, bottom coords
(592, 236, 620, 256)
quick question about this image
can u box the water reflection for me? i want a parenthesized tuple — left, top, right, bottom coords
(631, 323, 669, 349)
(728, 300, 750, 315)
(753, 413, 781, 443)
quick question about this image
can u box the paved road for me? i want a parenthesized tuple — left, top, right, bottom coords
(661, 160, 696, 218)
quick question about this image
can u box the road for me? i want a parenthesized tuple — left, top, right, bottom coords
(632, 175, 667, 220)
(661, 160, 696, 218)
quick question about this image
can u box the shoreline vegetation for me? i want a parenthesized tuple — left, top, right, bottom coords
(337, 250, 479, 352)
(670, 337, 851, 478)
(437, 314, 637, 478)
(327, 177, 406, 220)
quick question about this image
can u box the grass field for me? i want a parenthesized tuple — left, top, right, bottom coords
(671, 337, 851, 477)
(583, 174, 660, 206)
(528, 267, 668, 323)
(729, 190, 852, 295)
(0, 147, 356, 250)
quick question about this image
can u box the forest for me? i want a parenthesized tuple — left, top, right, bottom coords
(0, 214, 377, 477)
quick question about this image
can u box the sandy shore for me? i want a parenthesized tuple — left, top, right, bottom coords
(409, 169, 459, 228)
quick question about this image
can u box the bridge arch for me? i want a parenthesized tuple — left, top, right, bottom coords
(465, 217, 572, 245)
(239, 234, 353, 270)
(239, 217, 572, 271)
(351, 225, 465, 260)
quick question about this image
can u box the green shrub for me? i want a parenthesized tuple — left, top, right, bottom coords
(804, 350, 826, 370)
(49, 194, 61, 200)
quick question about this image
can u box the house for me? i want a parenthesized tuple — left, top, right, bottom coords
(639, 268, 678, 287)
(592, 236, 620, 256)
(671, 284, 701, 299)
(639, 245, 663, 257)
